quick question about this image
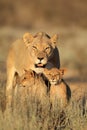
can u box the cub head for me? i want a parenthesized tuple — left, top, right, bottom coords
(17, 69, 35, 87)
(23, 32, 58, 69)
(43, 68, 66, 85)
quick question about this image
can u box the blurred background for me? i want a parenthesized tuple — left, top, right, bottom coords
(0, 0, 87, 28)
(0, 0, 87, 82)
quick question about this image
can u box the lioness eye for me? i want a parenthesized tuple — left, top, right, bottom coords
(45, 47, 50, 50)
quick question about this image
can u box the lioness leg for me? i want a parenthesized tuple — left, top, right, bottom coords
(6, 67, 15, 108)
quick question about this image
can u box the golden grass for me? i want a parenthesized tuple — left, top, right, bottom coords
(0, 80, 87, 130)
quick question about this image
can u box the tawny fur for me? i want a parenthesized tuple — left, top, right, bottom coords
(43, 68, 71, 109)
(15, 70, 48, 106)
(6, 32, 60, 107)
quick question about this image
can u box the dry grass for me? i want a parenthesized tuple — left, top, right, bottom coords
(0, 27, 87, 130)
(0, 80, 87, 130)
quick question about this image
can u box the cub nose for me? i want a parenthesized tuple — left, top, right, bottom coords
(52, 77, 55, 80)
(38, 57, 44, 61)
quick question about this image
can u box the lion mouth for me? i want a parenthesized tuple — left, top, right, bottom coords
(35, 63, 46, 68)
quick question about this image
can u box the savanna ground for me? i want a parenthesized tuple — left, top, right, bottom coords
(0, 26, 87, 130)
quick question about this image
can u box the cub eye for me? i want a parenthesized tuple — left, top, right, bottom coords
(32, 46, 37, 50)
(48, 74, 51, 76)
(23, 77, 27, 80)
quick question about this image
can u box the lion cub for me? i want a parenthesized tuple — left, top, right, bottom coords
(15, 70, 48, 105)
(43, 68, 71, 108)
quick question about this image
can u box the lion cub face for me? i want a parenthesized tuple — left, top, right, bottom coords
(18, 70, 35, 87)
(23, 32, 58, 69)
(43, 68, 65, 85)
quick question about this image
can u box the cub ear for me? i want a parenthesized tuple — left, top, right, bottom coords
(51, 34, 58, 48)
(23, 33, 33, 46)
(29, 69, 35, 77)
(59, 68, 67, 75)
(24, 69, 34, 77)
(15, 73, 20, 84)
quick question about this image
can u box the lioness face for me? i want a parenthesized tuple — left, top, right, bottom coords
(30, 40, 53, 68)
(23, 32, 58, 69)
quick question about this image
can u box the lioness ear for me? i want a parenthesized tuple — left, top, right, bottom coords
(23, 33, 33, 46)
(51, 34, 58, 48)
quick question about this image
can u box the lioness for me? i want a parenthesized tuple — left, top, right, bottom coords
(43, 68, 71, 109)
(6, 32, 60, 107)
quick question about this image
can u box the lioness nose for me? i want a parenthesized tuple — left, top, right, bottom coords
(38, 57, 44, 61)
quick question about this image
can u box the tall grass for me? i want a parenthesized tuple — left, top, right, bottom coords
(0, 82, 87, 130)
